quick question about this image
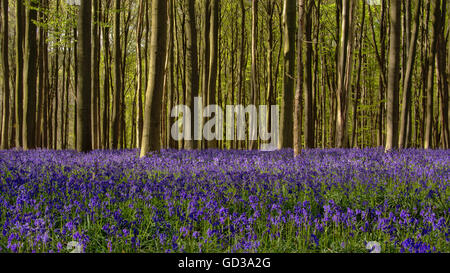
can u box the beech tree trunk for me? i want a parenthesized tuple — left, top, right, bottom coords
(399, 0, 421, 149)
(1, 0, 10, 149)
(279, 0, 296, 149)
(140, 0, 168, 156)
(23, 0, 39, 150)
(294, 0, 306, 157)
(385, 0, 401, 151)
(76, 0, 92, 152)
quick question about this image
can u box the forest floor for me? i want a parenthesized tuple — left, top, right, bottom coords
(0, 148, 449, 253)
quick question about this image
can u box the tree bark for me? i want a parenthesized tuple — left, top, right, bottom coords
(111, 0, 121, 149)
(23, 0, 39, 150)
(140, 0, 168, 156)
(435, 0, 449, 149)
(335, 0, 355, 148)
(14, 0, 25, 148)
(385, 0, 401, 151)
(136, 0, 145, 148)
(399, 0, 421, 148)
(77, 0, 92, 152)
(1, 0, 10, 149)
(184, 0, 200, 150)
(304, 2, 314, 149)
(279, 0, 296, 149)
(92, 0, 101, 150)
(207, 0, 219, 149)
(424, 0, 439, 149)
(294, 0, 306, 157)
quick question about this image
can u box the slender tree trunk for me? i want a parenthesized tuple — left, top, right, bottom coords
(351, 0, 366, 148)
(91, 0, 100, 150)
(424, 0, 439, 149)
(23, 0, 39, 150)
(102, 1, 111, 149)
(1, 0, 10, 149)
(369, 0, 387, 147)
(435, 0, 449, 148)
(294, 0, 306, 157)
(37, 3, 44, 148)
(136, 0, 145, 148)
(76, 0, 92, 152)
(399, 0, 421, 148)
(140, 0, 167, 156)
(304, 2, 314, 148)
(184, 0, 199, 150)
(166, 0, 176, 149)
(249, 0, 258, 150)
(202, 0, 211, 149)
(207, 0, 219, 149)
(111, 0, 121, 149)
(385, 0, 401, 151)
(265, 0, 274, 147)
(335, 0, 355, 148)
(280, 0, 296, 149)
(237, 0, 246, 150)
(15, 0, 25, 148)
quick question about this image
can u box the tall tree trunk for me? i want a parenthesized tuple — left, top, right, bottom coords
(304, 2, 314, 148)
(1, 0, 10, 149)
(140, 0, 168, 156)
(369, 0, 387, 147)
(335, 0, 355, 148)
(184, 0, 200, 150)
(207, 0, 219, 149)
(102, 0, 111, 149)
(23, 0, 39, 150)
(37, 2, 45, 148)
(265, 0, 275, 148)
(435, 0, 449, 148)
(385, 0, 401, 151)
(279, 0, 296, 149)
(399, 0, 421, 148)
(136, 0, 145, 148)
(77, 0, 92, 152)
(111, 0, 121, 149)
(167, 0, 176, 149)
(120, 9, 132, 149)
(424, 0, 439, 149)
(14, 0, 25, 148)
(202, 0, 211, 149)
(294, 0, 306, 157)
(249, 0, 258, 150)
(351, 0, 366, 148)
(237, 0, 246, 150)
(92, 0, 101, 150)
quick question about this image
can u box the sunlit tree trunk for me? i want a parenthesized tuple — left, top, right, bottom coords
(385, 0, 401, 151)
(140, 0, 168, 156)
(335, 0, 355, 148)
(1, 0, 10, 149)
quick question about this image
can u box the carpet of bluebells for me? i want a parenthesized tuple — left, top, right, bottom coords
(0, 148, 449, 253)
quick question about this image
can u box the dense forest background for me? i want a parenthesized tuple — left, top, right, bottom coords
(0, 0, 449, 154)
